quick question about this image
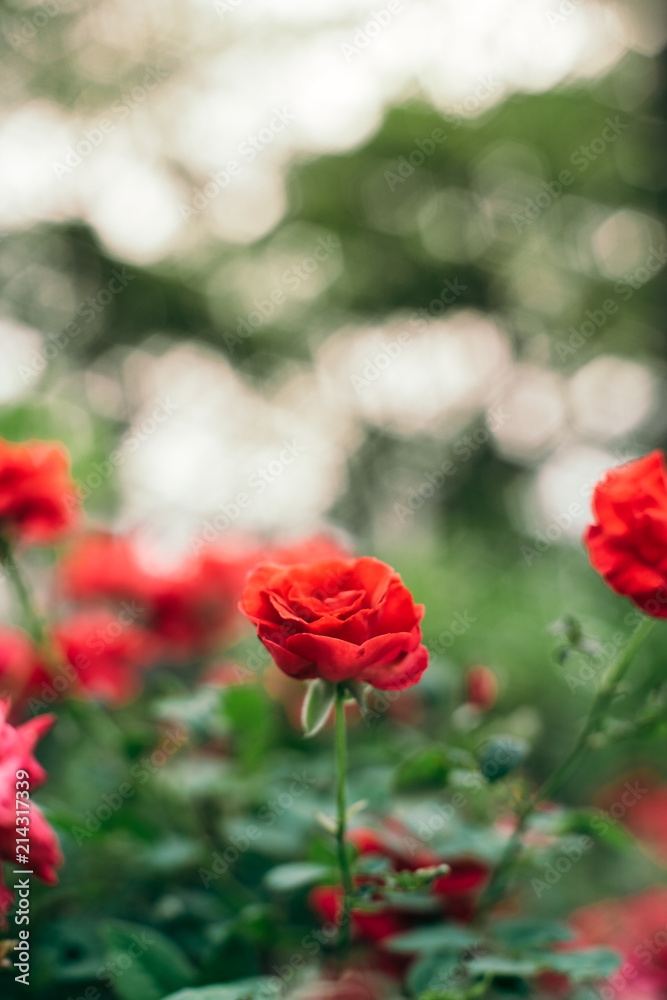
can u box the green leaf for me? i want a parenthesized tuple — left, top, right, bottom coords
(492, 918, 573, 950)
(162, 978, 281, 1000)
(468, 947, 622, 983)
(408, 953, 464, 995)
(385, 924, 483, 954)
(541, 948, 623, 982)
(301, 679, 336, 737)
(100, 920, 195, 1000)
(467, 956, 542, 977)
(478, 736, 528, 783)
(395, 747, 451, 791)
(263, 861, 333, 893)
(199, 923, 260, 984)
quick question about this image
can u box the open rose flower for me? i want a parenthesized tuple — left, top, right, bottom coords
(584, 451, 667, 617)
(60, 532, 261, 660)
(240, 557, 429, 690)
(0, 438, 79, 545)
(51, 610, 159, 705)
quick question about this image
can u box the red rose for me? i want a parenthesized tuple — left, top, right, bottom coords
(144, 547, 256, 657)
(60, 533, 258, 659)
(584, 451, 667, 617)
(59, 532, 152, 604)
(52, 610, 159, 705)
(240, 557, 428, 690)
(465, 665, 498, 712)
(0, 702, 62, 919)
(0, 438, 79, 545)
(0, 626, 42, 706)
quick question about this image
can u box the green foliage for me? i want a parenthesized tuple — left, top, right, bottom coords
(99, 920, 196, 1000)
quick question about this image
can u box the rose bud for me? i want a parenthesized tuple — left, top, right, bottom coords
(465, 665, 498, 711)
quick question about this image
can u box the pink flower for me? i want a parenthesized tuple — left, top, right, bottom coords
(0, 701, 62, 919)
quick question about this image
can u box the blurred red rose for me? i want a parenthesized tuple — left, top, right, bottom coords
(0, 438, 79, 545)
(568, 886, 667, 1000)
(465, 665, 498, 712)
(584, 451, 667, 617)
(59, 532, 152, 604)
(0, 701, 62, 919)
(144, 547, 257, 657)
(51, 610, 159, 705)
(240, 557, 428, 690)
(60, 532, 259, 659)
(0, 626, 42, 705)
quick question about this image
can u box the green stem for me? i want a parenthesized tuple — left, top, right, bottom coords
(0, 537, 45, 645)
(334, 684, 353, 956)
(481, 615, 657, 910)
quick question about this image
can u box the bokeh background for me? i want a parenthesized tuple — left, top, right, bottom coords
(1, 0, 667, 996)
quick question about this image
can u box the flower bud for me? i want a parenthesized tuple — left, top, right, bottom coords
(465, 665, 498, 711)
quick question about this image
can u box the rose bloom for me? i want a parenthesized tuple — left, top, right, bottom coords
(567, 887, 667, 1000)
(0, 438, 79, 545)
(51, 610, 159, 705)
(240, 557, 429, 690)
(60, 532, 260, 659)
(585, 451, 667, 617)
(0, 701, 63, 918)
(310, 822, 490, 976)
